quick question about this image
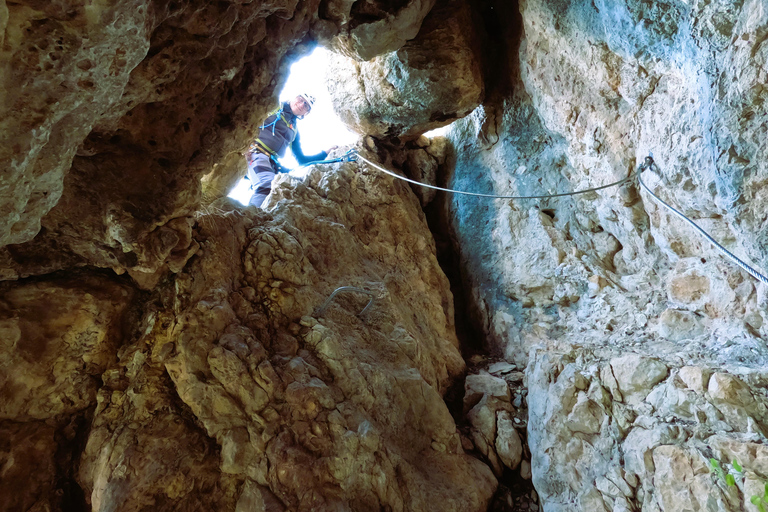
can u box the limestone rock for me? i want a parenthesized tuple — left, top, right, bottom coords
(441, 0, 768, 380)
(527, 351, 767, 512)
(464, 373, 511, 411)
(0, 276, 134, 420)
(652, 445, 734, 512)
(327, 0, 483, 139)
(462, 368, 526, 476)
(326, 0, 437, 61)
(520, 459, 532, 480)
(657, 309, 707, 342)
(79, 357, 240, 512)
(0, 0, 150, 248)
(708, 373, 756, 408)
(495, 411, 523, 471)
(0, 0, 330, 280)
(79, 152, 496, 511)
(610, 354, 668, 403)
(435, 1, 768, 500)
(677, 366, 712, 393)
(3, 0, 768, 510)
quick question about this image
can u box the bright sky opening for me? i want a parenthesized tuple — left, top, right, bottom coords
(228, 47, 360, 205)
(424, 125, 451, 138)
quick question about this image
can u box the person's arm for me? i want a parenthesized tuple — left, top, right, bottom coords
(291, 131, 328, 165)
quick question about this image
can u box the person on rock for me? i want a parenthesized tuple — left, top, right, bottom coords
(244, 93, 337, 207)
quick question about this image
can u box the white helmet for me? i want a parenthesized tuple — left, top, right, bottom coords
(298, 92, 316, 108)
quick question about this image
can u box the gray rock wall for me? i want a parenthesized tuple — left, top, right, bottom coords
(436, 0, 768, 510)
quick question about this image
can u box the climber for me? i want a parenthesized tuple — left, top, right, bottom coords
(244, 93, 337, 208)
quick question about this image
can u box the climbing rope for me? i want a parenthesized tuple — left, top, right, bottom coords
(635, 157, 768, 286)
(355, 151, 768, 286)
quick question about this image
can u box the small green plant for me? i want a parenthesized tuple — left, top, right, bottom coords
(710, 458, 737, 486)
(710, 458, 768, 511)
(750, 482, 768, 512)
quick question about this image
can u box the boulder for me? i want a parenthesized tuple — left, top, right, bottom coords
(326, 0, 483, 139)
(327, 0, 438, 61)
(610, 355, 669, 404)
(79, 153, 497, 511)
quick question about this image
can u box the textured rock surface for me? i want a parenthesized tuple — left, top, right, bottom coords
(527, 350, 768, 511)
(75, 152, 496, 510)
(0, 0, 323, 280)
(442, 0, 768, 360)
(323, 0, 437, 61)
(2, 0, 768, 510)
(432, 0, 768, 510)
(0, 275, 135, 421)
(326, 0, 484, 139)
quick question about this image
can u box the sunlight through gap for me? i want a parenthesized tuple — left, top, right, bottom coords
(229, 47, 360, 205)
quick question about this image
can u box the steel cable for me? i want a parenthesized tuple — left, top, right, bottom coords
(636, 158, 768, 286)
(356, 152, 767, 286)
(315, 286, 376, 317)
(356, 154, 635, 199)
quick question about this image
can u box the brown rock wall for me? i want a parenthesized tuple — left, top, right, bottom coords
(326, 0, 484, 140)
(73, 151, 496, 511)
(325, 0, 437, 61)
(0, 0, 321, 281)
(0, 275, 134, 421)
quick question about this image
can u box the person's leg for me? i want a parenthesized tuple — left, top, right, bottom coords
(249, 189, 269, 207)
(246, 154, 276, 208)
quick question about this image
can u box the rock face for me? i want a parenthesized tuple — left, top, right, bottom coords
(5, 151, 495, 510)
(0, 0, 324, 281)
(434, 0, 768, 510)
(0, 274, 135, 511)
(527, 350, 768, 511)
(323, 0, 438, 61)
(0, 275, 135, 421)
(2, 0, 768, 511)
(326, 0, 484, 139)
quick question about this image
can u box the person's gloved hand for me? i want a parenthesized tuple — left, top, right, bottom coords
(326, 145, 339, 153)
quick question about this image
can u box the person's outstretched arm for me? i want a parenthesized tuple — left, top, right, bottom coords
(291, 131, 328, 165)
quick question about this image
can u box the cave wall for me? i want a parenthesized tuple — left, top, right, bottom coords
(0, 0, 335, 284)
(0, 1, 497, 510)
(1, 0, 767, 511)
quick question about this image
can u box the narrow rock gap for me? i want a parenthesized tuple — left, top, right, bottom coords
(422, 0, 524, 363)
(423, 2, 538, 510)
(423, 190, 479, 421)
(53, 409, 94, 512)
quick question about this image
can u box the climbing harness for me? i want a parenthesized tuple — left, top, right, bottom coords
(355, 151, 768, 286)
(635, 156, 768, 286)
(246, 107, 295, 156)
(356, 154, 635, 199)
(248, 138, 278, 157)
(315, 286, 376, 318)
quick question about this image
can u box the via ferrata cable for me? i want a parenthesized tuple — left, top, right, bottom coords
(353, 152, 768, 286)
